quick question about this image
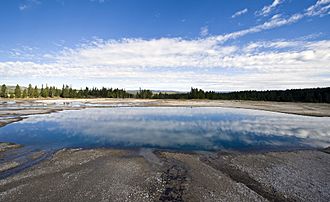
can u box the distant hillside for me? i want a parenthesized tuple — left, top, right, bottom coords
(127, 90, 183, 95)
(5, 86, 27, 92)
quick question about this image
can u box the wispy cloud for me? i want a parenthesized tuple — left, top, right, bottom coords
(19, 0, 41, 11)
(9, 46, 37, 60)
(90, 0, 107, 3)
(200, 26, 209, 37)
(215, 13, 303, 43)
(232, 8, 248, 18)
(306, 0, 330, 16)
(216, 0, 330, 43)
(19, 4, 28, 11)
(256, 0, 284, 16)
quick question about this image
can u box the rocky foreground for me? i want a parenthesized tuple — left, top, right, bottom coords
(0, 145, 329, 202)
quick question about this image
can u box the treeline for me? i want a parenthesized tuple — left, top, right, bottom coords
(0, 84, 132, 98)
(1, 84, 329, 103)
(153, 87, 330, 103)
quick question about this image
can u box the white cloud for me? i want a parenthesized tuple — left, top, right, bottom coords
(232, 8, 248, 18)
(306, 0, 330, 16)
(215, 0, 330, 44)
(256, 0, 284, 16)
(215, 13, 303, 43)
(1, 38, 329, 91)
(3, 0, 330, 90)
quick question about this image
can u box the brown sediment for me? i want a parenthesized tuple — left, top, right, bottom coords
(0, 143, 48, 175)
(0, 143, 22, 173)
(0, 162, 20, 173)
(0, 117, 24, 128)
(0, 142, 22, 153)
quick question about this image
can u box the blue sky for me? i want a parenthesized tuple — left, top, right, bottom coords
(0, 0, 330, 91)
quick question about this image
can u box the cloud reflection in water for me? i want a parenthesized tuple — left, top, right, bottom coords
(1, 107, 329, 151)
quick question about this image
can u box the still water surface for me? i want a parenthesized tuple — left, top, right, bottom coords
(0, 107, 329, 151)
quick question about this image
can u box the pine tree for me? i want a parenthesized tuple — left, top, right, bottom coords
(0, 84, 7, 98)
(14, 84, 21, 98)
(22, 89, 27, 98)
(54, 87, 60, 97)
(33, 86, 39, 98)
(44, 85, 49, 98)
(40, 85, 45, 98)
(27, 84, 33, 98)
(61, 85, 70, 98)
